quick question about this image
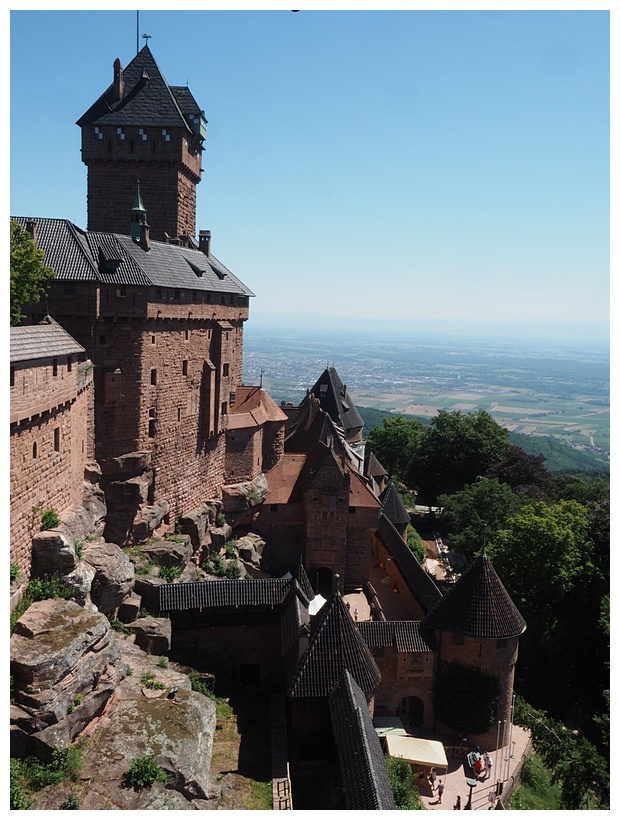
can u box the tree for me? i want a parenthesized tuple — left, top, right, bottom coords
(10, 220, 55, 325)
(485, 444, 556, 502)
(366, 415, 424, 482)
(410, 409, 510, 503)
(438, 477, 523, 557)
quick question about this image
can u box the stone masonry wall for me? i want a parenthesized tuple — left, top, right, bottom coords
(10, 370, 93, 576)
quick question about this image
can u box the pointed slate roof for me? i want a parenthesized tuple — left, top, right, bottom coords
(77, 45, 200, 134)
(329, 671, 396, 810)
(423, 553, 527, 639)
(380, 482, 411, 528)
(304, 367, 364, 438)
(287, 591, 381, 698)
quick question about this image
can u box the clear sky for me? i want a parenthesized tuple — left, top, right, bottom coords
(8, 4, 612, 330)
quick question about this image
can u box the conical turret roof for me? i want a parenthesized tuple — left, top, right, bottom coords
(423, 553, 526, 639)
(288, 590, 381, 698)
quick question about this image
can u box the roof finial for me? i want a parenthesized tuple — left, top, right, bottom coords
(334, 573, 341, 595)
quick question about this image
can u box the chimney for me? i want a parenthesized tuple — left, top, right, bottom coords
(139, 222, 151, 252)
(113, 57, 124, 101)
(199, 229, 211, 257)
(25, 219, 36, 243)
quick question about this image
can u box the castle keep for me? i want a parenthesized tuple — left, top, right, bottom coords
(10, 44, 526, 810)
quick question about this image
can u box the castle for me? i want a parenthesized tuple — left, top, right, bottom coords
(10, 45, 526, 809)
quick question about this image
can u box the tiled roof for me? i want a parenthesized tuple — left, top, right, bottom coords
(365, 450, 388, 480)
(10, 317, 85, 364)
(77, 45, 197, 133)
(304, 367, 364, 435)
(228, 386, 288, 430)
(159, 578, 289, 611)
(377, 514, 443, 613)
(328, 671, 396, 810)
(263, 453, 307, 504)
(357, 620, 437, 653)
(423, 554, 527, 639)
(287, 591, 381, 698)
(380, 482, 411, 527)
(10, 217, 254, 296)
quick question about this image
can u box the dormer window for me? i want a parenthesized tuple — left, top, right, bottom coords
(95, 127, 103, 140)
(162, 129, 171, 142)
(117, 127, 125, 140)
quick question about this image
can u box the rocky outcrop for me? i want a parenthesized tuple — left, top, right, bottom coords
(141, 535, 193, 568)
(82, 541, 135, 614)
(236, 532, 266, 567)
(31, 531, 79, 577)
(99, 451, 154, 545)
(222, 474, 269, 513)
(127, 615, 172, 654)
(131, 498, 171, 542)
(10, 599, 124, 755)
(178, 501, 221, 548)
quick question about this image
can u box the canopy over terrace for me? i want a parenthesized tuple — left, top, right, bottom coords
(383, 735, 449, 770)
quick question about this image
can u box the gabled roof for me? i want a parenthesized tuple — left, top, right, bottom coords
(423, 553, 527, 639)
(380, 482, 411, 527)
(10, 217, 254, 297)
(228, 386, 288, 430)
(10, 316, 85, 364)
(287, 591, 381, 698)
(280, 579, 311, 655)
(77, 45, 200, 134)
(329, 671, 396, 810)
(304, 367, 364, 435)
(377, 513, 443, 613)
(357, 620, 437, 653)
(365, 449, 388, 481)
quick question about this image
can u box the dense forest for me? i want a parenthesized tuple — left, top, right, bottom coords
(363, 407, 609, 808)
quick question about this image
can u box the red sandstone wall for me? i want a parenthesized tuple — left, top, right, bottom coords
(371, 645, 436, 726)
(10, 364, 94, 576)
(372, 533, 429, 621)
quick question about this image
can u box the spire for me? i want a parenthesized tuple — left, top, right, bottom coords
(130, 183, 148, 239)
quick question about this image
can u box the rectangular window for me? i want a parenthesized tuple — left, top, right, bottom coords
(115, 287, 127, 298)
(150, 369, 157, 386)
(177, 407, 181, 422)
(54, 427, 60, 452)
(222, 363, 229, 377)
(67, 356, 72, 372)
(221, 401, 228, 416)
(182, 360, 188, 376)
(10, 368, 15, 387)
(151, 335, 156, 345)
(52, 359, 58, 377)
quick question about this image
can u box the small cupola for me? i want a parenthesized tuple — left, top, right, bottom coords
(130, 183, 148, 240)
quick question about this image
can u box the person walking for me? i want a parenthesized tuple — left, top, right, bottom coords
(438, 780, 445, 803)
(429, 767, 437, 791)
(484, 752, 493, 780)
(453, 795, 462, 810)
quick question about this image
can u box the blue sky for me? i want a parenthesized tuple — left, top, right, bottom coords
(9, 5, 612, 330)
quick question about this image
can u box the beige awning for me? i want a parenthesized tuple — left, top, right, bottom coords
(383, 735, 448, 768)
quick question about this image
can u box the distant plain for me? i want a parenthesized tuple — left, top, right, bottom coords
(242, 321, 610, 463)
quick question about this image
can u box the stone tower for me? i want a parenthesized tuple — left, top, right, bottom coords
(77, 45, 206, 241)
(423, 552, 527, 749)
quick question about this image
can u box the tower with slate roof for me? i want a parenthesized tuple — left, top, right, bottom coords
(423, 552, 526, 748)
(77, 45, 206, 241)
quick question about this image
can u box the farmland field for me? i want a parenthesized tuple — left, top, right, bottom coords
(242, 322, 610, 463)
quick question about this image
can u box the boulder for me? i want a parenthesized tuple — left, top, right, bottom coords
(209, 524, 233, 552)
(222, 474, 269, 513)
(133, 575, 168, 610)
(132, 499, 171, 542)
(61, 560, 97, 609)
(31, 531, 78, 577)
(126, 616, 172, 656)
(178, 501, 223, 547)
(83, 542, 134, 614)
(100, 451, 152, 478)
(141, 535, 193, 568)
(236, 533, 266, 566)
(10, 600, 123, 749)
(118, 592, 143, 622)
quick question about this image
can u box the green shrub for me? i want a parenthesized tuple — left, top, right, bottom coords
(202, 553, 226, 577)
(216, 513, 226, 527)
(224, 539, 237, 558)
(73, 694, 82, 706)
(188, 670, 214, 696)
(385, 756, 424, 809)
(164, 533, 184, 543)
(122, 754, 169, 790)
(60, 792, 80, 809)
(158, 564, 181, 583)
(74, 541, 83, 559)
(157, 656, 169, 669)
(140, 671, 166, 690)
(10, 562, 21, 583)
(406, 524, 426, 564)
(125, 664, 133, 677)
(10, 758, 33, 810)
(21, 746, 83, 791)
(433, 661, 501, 734)
(107, 616, 130, 635)
(11, 575, 74, 634)
(225, 560, 241, 579)
(41, 507, 61, 530)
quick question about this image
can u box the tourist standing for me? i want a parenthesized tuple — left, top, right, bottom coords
(453, 795, 462, 810)
(429, 767, 437, 791)
(438, 780, 445, 803)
